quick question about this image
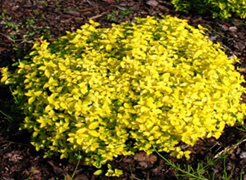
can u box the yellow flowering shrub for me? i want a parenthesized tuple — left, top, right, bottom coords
(1, 16, 246, 167)
(172, 0, 246, 19)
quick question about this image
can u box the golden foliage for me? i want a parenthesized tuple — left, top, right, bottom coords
(1, 16, 246, 166)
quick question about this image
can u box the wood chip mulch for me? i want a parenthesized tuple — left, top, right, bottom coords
(1, 0, 246, 179)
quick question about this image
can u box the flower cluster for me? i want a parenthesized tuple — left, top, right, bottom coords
(1, 15, 246, 166)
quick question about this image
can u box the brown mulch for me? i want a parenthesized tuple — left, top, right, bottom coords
(1, 0, 246, 179)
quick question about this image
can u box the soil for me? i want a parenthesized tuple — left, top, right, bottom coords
(1, 0, 246, 179)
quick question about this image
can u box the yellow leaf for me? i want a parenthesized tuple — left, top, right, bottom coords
(33, 131, 38, 137)
(94, 170, 103, 175)
(193, 50, 203, 59)
(0, 75, 8, 83)
(76, 138, 83, 145)
(34, 90, 42, 97)
(106, 44, 113, 51)
(140, 106, 149, 113)
(89, 130, 99, 137)
(143, 131, 150, 136)
(28, 97, 35, 104)
(124, 103, 130, 109)
(25, 90, 33, 97)
(58, 63, 66, 71)
(77, 128, 87, 134)
(38, 66, 46, 71)
(67, 137, 75, 143)
(45, 105, 53, 111)
(44, 69, 51, 77)
(89, 122, 99, 129)
(193, 101, 203, 106)
(79, 82, 88, 94)
(60, 102, 67, 110)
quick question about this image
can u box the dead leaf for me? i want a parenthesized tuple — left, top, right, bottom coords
(139, 161, 148, 168)
(65, 10, 81, 17)
(229, 26, 237, 32)
(240, 152, 246, 159)
(146, 154, 157, 164)
(4, 151, 23, 163)
(220, 24, 229, 31)
(134, 152, 147, 161)
(134, 152, 157, 164)
(47, 160, 63, 175)
(123, 156, 134, 163)
(234, 41, 246, 51)
(101, 0, 115, 3)
(74, 174, 89, 180)
(146, 0, 159, 7)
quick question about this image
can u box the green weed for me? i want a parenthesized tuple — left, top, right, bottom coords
(155, 127, 246, 180)
(107, 8, 133, 21)
(64, 152, 83, 180)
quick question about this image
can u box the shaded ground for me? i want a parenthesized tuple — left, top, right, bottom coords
(1, 0, 246, 179)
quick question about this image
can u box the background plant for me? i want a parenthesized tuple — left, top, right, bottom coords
(172, 0, 246, 19)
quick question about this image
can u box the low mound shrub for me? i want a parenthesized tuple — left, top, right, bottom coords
(1, 15, 246, 167)
(172, 0, 246, 19)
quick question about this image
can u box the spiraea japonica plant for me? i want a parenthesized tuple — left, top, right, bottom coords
(1, 15, 246, 167)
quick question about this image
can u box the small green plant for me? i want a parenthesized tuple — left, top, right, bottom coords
(205, 25, 229, 40)
(25, 166, 37, 180)
(0, 86, 24, 133)
(0, 13, 35, 51)
(40, 1, 48, 6)
(156, 149, 213, 180)
(54, 1, 62, 8)
(107, 10, 118, 21)
(0, 110, 13, 123)
(0, 10, 7, 17)
(129, 164, 134, 180)
(0, 109, 16, 133)
(155, 151, 221, 179)
(121, 9, 133, 16)
(67, 152, 83, 180)
(34, 10, 39, 15)
(0, 10, 51, 52)
(107, 8, 133, 21)
(156, 132, 246, 180)
(63, 7, 72, 13)
(1, 16, 246, 168)
(25, 18, 35, 28)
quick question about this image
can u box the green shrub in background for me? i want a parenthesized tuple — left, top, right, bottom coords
(1, 16, 246, 167)
(172, 0, 246, 19)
